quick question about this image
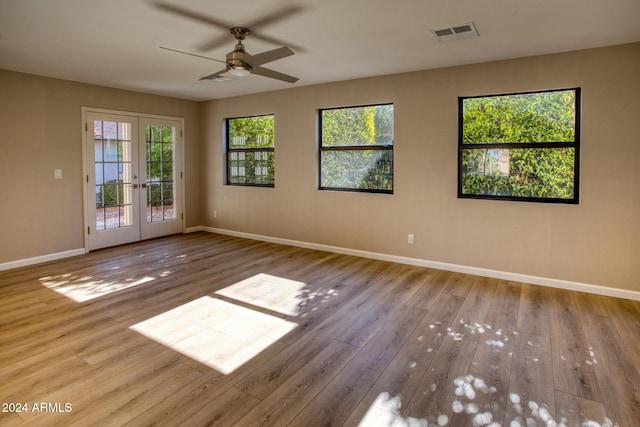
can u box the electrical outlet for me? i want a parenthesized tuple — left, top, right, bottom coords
(54, 169, 62, 179)
(213, 210, 217, 218)
(408, 234, 415, 244)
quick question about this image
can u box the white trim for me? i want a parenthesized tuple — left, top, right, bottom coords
(81, 106, 185, 122)
(201, 227, 640, 302)
(0, 249, 86, 272)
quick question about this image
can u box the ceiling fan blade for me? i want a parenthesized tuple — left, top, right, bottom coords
(199, 69, 229, 81)
(155, 2, 232, 51)
(159, 46, 227, 64)
(196, 5, 306, 52)
(156, 1, 306, 52)
(196, 37, 236, 52)
(198, 33, 304, 53)
(245, 46, 294, 67)
(154, 2, 231, 30)
(246, 5, 303, 31)
(252, 66, 298, 83)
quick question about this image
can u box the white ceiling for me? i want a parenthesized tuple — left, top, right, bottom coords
(1, 0, 638, 101)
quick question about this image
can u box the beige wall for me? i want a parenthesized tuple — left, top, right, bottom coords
(1, 43, 637, 293)
(0, 70, 201, 263)
(201, 43, 640, 292)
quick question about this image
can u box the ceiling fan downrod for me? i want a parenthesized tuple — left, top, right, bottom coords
(227, 28, 252, 76)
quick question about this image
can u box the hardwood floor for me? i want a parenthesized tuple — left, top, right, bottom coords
(1, 232, 638, 426)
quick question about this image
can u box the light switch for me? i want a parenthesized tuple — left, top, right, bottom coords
(54, 169, 62, 179)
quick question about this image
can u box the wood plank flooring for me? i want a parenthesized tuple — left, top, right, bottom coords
(1, 232, 638, 426)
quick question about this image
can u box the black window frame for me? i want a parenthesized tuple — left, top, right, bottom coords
(458, 87, 581, 204)
(225, 114, 275, 188)
(319, 103, 394, 194)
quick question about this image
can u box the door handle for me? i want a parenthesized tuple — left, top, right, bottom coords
(133, 184, 138, 189)
(141, 183, 147, 188)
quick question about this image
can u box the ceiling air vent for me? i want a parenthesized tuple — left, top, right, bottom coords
(431, 22, 479, 42)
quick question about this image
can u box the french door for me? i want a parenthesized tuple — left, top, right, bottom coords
(84, 110, 183, 251)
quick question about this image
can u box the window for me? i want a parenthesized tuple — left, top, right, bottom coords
(226, 114, 275, 186)
(319, 104, 394, 193)
(458, 88, 580, 203)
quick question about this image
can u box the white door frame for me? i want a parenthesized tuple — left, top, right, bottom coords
(81, 107, 186, 252)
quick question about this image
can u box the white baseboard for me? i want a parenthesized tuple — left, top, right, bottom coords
(199, 227, 640, 302)
(5, 229, 637, 302)
(0, 248, 86, 272)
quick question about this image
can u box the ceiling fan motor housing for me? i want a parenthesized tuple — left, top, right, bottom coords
(227, 45, 251, 69)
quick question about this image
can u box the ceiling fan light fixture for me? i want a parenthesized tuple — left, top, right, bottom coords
(228, 64, 252, 77)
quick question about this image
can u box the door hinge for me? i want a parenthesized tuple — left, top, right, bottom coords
(181, 213, 184, 220)
(85, 123, 88, 131)
(87, 226, 90, 235)
(180, 130, 183, 138)
(180, 171, 183, 179)
(86, 174, 89, 183)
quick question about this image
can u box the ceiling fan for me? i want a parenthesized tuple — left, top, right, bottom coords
(155, 2, 301, 83)
(162, 27, 298, 83)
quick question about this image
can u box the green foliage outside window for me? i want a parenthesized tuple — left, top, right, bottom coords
(94, 123, 175, 220)
(460, 89, 579, 202)
(96, 182, 125, 208)
(147, 125, 174, 206)
(320, 104, 394, 192)
(227, 115, 275, 186)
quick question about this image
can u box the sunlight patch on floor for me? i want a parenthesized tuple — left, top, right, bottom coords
(359, 379, 618, 427)
(357, 319, 618, 427)
(40, 274, 155, 302)
(130, 296, 297, 374)
(357, 392, 432, 427)
(215, 273, 308, 316)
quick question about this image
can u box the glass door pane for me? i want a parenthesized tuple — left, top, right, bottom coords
(94, 120, 134, 230)
(146, 124, 176, 223)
